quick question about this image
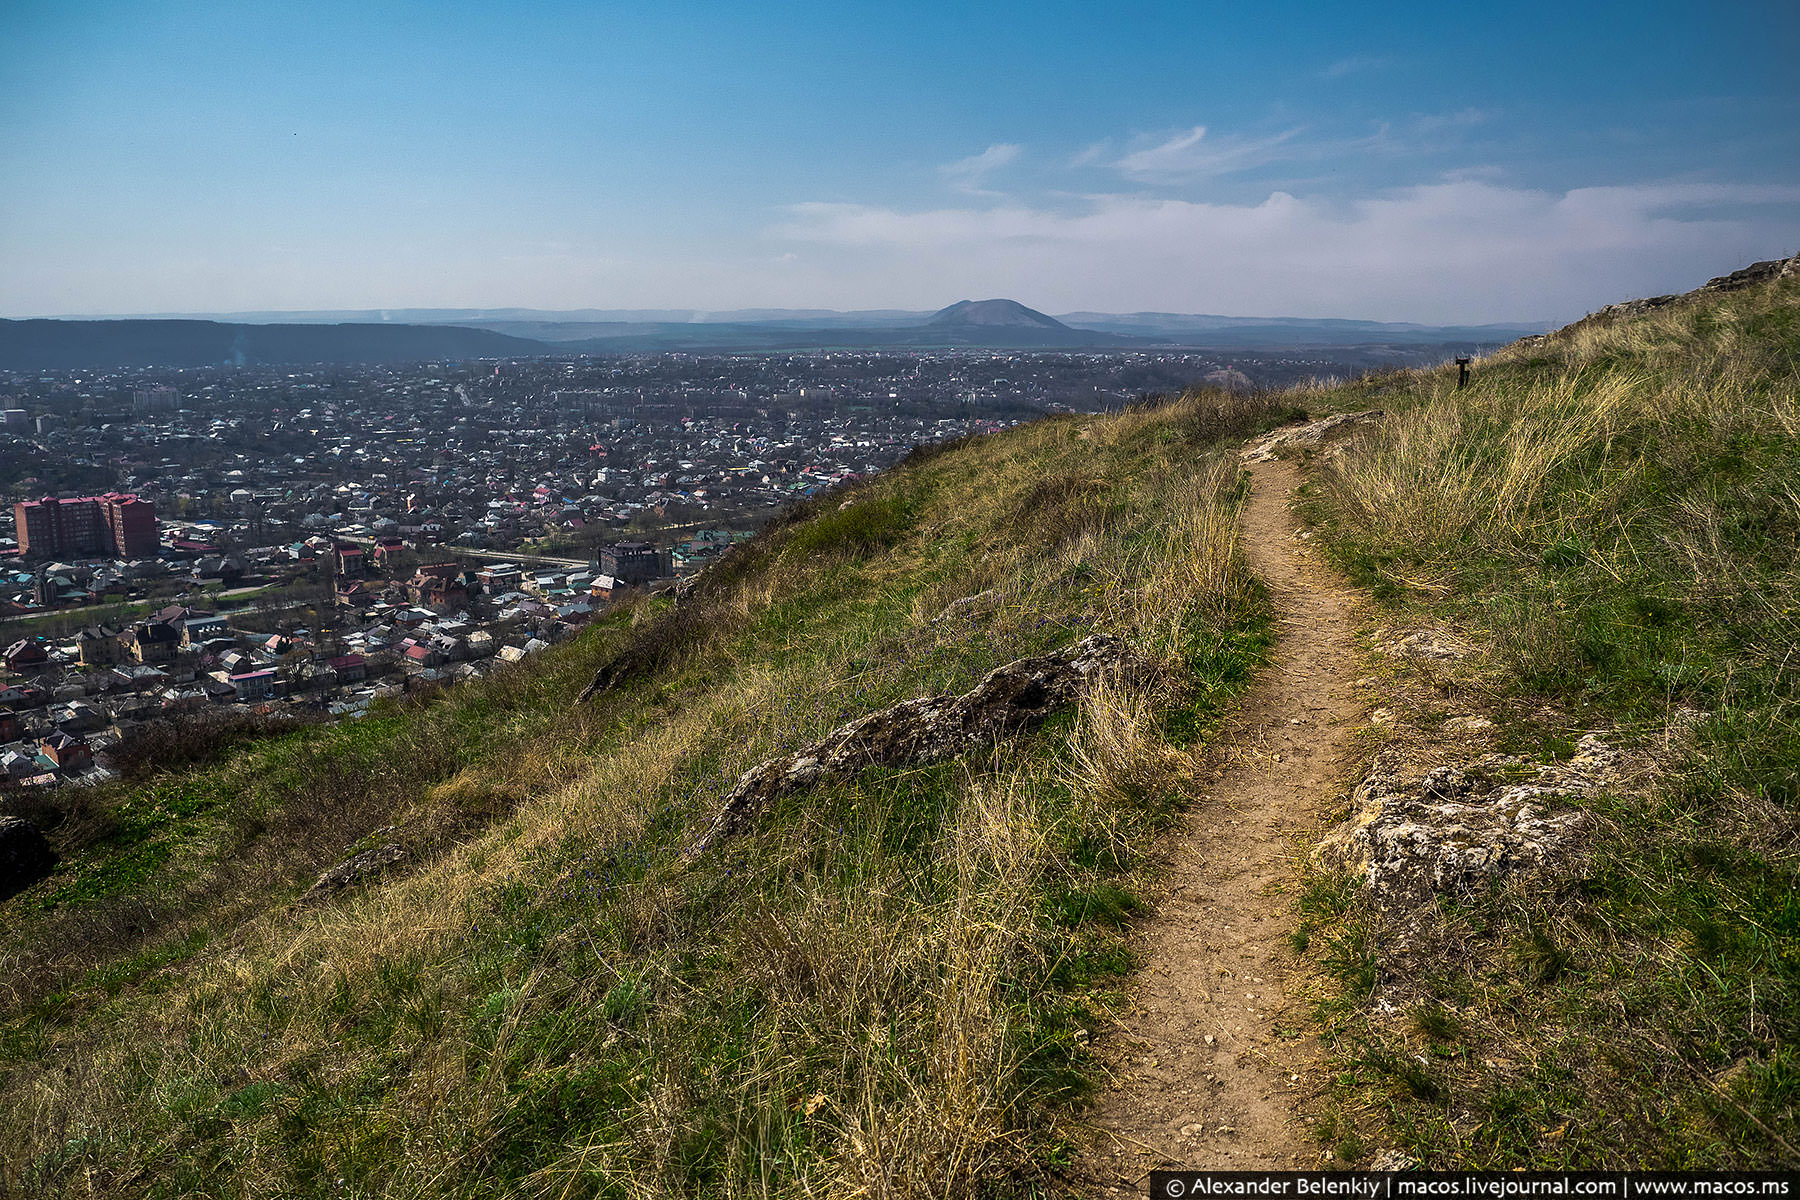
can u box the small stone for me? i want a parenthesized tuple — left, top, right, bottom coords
(1443, 715, 1495, 733)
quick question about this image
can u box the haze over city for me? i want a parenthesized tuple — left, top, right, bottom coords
(4, 0, 1798, 324)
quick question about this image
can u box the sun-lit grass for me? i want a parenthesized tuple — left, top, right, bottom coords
(0, 390, 1288, 1197)
(15, 270, 1789, 1187)
(1296, 273, 1800, 1167)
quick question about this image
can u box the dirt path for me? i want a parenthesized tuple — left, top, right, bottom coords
(1074, 455, 1367, 1191)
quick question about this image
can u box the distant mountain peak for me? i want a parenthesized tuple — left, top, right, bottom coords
(926, 299, 1068, 330)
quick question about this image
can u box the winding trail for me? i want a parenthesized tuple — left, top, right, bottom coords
(1075, 455, 1367, 1191)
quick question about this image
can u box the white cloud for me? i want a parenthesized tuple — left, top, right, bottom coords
(940, 143, 1022, 195)
(1104, 113, 1493, 181)
(771, 180, 1800, 322)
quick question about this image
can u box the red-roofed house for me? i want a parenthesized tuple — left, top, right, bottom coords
(40, 732, 92, 771)
(4, 637, 49, 674)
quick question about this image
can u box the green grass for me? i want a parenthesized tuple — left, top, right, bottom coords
(0, 390, 1283, 1197)
(1292, 274, 1800, 1167)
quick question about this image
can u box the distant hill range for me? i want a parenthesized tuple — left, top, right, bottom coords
(0, 318, 547, 370)
(0, 299, 1548, 369)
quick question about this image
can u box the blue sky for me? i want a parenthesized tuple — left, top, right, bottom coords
(3, 1, 1797, 322)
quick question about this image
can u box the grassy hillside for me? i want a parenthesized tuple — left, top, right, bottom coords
(1293, 268, 1800, 1165)
(4, 264, 1794, 1194)
(0, 393, 1287, 1196)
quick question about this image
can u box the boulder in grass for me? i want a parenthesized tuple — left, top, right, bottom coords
(1240, 410, 1384, 463)
(693, 634, 1131, 853)
(1319, 734, 1622, 915)
(301, 843, 408, 905)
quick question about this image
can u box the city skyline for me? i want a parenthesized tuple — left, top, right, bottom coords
(4, 0, 1798, 324)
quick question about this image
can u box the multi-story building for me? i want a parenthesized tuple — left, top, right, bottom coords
(599, 541, 667, 585)
(76, 625, 123, 666)
(14, 493, 158, 560)
(105, 494, 159, 557)
(132, 386, 180, 412)
(16, 496, 103, 557)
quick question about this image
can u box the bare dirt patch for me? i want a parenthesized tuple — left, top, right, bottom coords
(1073, 456, 1369, 1190)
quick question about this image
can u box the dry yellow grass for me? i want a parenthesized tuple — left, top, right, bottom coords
(2, 391, 1284, 1197)
(1295, 272, 1800, 1168)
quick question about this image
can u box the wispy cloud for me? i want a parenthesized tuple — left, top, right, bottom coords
(771, 181, 1800, 322)
(1067, 141, 1109, 169)
(1321, 54, 1393, 80)
(1090, 110, 1498, 183)
(940, 143, 1021, 195)
(1110, 124, 1305, 180)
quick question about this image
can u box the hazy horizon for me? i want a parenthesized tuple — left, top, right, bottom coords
(10, 301, 1554, 331)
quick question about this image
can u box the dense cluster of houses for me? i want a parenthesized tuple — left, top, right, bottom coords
(0, 354, 1029, 789)
(0, 536, 702, 789)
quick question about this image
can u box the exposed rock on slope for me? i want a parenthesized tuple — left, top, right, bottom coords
(301, 842, 409, 905)
(1528, 252, 1800, 340)
(1375, 628, 1473, 663)
(1319, 734, 1622, 914)
(932, 588, 1003, 624)
(1241, 410, 1384, 462)
(693, 634, 1129, 853)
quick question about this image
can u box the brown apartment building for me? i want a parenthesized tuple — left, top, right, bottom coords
(14, 493, 158, 560)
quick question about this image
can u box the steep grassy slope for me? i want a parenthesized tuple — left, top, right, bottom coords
(0, 394, 1288, 1197)
(1294, 269, 1800, 1165)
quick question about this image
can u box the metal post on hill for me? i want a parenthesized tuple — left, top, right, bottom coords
(1455, 356, 1472, 389)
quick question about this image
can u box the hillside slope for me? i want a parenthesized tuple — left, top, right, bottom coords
(1287, 255, 1800, 1167)
(1, 258, 1795, 1193)
(0, 391, 1288, 1196)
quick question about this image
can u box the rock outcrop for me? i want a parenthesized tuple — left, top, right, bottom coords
(301, 842, 408, 904)
(693, 634, 1129, 853)
(1319, 734, 1621, 913)
(1526, 252, 1800, 342)
(1376, 629, 1472, 663)
(0, 816, 56, 901)
(1241, 410, 1384, 462)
